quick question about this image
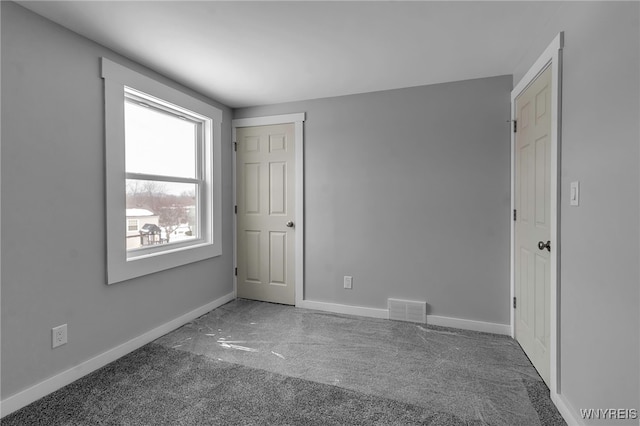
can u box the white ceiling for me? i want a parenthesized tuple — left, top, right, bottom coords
(18, 1, 562, 108)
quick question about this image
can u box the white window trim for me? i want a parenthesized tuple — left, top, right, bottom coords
(102, 58, 222, 285)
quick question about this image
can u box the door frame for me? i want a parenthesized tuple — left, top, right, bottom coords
(232, 113, 306, 305)
(510, 32, 563, 401)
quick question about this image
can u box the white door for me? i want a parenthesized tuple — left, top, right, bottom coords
(515, 66, 552, 385)
(236, 123, 295, 305)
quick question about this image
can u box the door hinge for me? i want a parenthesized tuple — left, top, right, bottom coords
(234, 267, 237, 276)
(513, 120, 517, 133)
(233, 142, 237, 152)
(513, 297, 517, 309)
(513, 209, 517, 221)
(234, 205, 237, 214)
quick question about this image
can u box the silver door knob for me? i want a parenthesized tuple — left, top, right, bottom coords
(285, 221, 295, 228)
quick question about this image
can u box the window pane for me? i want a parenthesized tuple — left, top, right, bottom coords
(125, 100, 197, 179)
(127, 219, 138, 231)
(126, 179, 198, 250)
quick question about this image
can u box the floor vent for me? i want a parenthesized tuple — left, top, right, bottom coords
(388, 298, 427, 324)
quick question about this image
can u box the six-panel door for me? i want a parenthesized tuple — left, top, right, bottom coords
(515, 66, 552, 386)
(236, 123, 296, 305)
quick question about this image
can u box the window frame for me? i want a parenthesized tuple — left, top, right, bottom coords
(102, 58, 222, 285)
(124, 89, 205, 256)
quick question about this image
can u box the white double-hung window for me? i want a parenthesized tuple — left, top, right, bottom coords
(102, 58, 222, 285)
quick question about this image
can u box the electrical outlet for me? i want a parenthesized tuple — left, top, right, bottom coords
(52, 324, 67, 348)
(344, 276, 353, 289)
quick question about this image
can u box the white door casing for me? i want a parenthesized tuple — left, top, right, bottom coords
(232, 113, 305, 306)
(515, 65, 552, 385)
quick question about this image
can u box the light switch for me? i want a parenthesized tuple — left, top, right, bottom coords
(570, 181, 580, 206)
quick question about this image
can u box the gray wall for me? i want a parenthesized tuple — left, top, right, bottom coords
(512, 2, 639, 423)
(235, 75, 513, 325)
(0, 2, 234, 399)
(3, 1, 637, 422)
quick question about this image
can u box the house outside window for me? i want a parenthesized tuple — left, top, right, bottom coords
(125, 209, 161, 249)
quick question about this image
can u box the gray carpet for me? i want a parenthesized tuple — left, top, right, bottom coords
(523, 379, 566, 426)
(3, 300, 566, 425)
(154, 299, 566, 425)
(4, 343, 486, 426)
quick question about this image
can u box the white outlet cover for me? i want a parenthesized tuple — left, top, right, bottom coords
(344, 276, 353, 289)
(52, 324, 67, 348)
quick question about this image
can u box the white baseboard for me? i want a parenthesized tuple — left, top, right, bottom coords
(552, 392, 583, 426)
(0, 291, 235, 418)
(427, 314, 511, 335)
(297, 300, 389, 319)
(296, 300, 510, 335)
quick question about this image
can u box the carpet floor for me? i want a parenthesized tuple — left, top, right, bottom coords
(5, 344, 492, 425)
(3, 300, 566, 425)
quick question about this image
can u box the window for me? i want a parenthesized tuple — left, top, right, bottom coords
(124, 88, 202, 251)
(102, 58, 222, 285)
(127, 219, 139, 232)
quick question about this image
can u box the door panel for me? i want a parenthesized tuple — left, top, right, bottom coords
(244, 163, 261, 214)
(535, 136, 548, 226)
(534, 254, 547, 343)
(236, 123, 295, 305)
(269, 231, 287, 285)
(269, 133, 287, 152)
(515, 66, 551, 385)
(519, 247, 531, 327)
(245, 230, 261, 283)
(519, 143, 530, 223)
(269, 162, 287, 215)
